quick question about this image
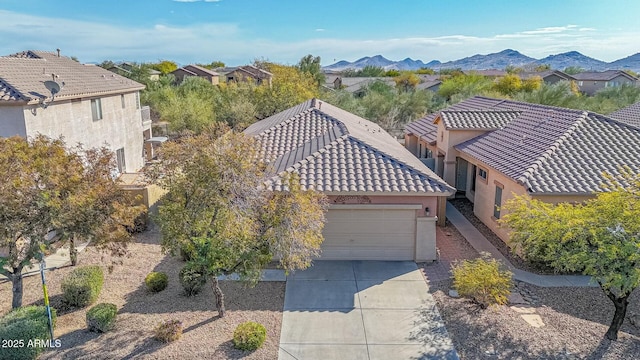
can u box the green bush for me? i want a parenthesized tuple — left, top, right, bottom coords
(86, 303, 118, 333)
(452, 253, 513, 308)
(179, 263, 207, 296)
(154, 319, 183, 343)
(179, 242, 195, 261)
(145, 272, 168, 293)
(233, 321, 266, 351)
(61, 266, 104, 308)
(0, 306, 57, 360)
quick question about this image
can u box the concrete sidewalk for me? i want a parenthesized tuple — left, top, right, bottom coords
(445, 202, 596, 288)
(0, 242, 90, 281)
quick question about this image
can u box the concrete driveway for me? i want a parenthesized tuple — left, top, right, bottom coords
(278, 261, 458, 360)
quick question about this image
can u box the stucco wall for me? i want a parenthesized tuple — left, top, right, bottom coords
(0, 106, 27, 137)
(435, 123, 487, 186)
(21, 92, 144, 172)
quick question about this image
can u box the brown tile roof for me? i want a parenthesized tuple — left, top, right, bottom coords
(182, 64, 219, 77)
(245, 99, 454, 195)
(451, 98, 640, 194)
(519, 70, 575, 81)
(438, 110, 520, 130)
(572, 70, 638, 81)
(608, 101, 640, 128)
(0, 50, 144, 104)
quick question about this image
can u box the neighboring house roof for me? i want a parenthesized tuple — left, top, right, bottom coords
(519, 70, 575, 81)
(416, 80, 441, 91)
(340, 77, 395, 93)
(437, 110, 521, 130)
(245, 99, 454, 195)
(223, 65, 272, 80)
(609, 101, 640, 128)
(572, 70, 638, 81)
(464, 69, 507, 77)
(452, 99, 640, 194)
(0, 50, 144, 104)
(418, 74, 440, 82)
(172, 64, 219, 77)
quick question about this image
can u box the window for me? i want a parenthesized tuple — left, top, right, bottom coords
(578, 81, 583, 86)
(91, 98, 103, 121)
(116, 148, 126, 174)
(494, 185, 503, 219)
(478, 168, 487, 180)
(121, 94, 126, 109)
(471, 165, 477, 192)
(135, 91, 140, 110)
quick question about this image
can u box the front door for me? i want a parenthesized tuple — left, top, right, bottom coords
(456, 157, 468, 192)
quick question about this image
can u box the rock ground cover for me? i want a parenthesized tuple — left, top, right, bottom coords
(0, 225, 284, 360)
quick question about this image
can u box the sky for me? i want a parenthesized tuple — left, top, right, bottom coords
(1, 0, 639, 66)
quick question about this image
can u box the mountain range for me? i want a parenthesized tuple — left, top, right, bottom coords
(323, 49, 640, 72)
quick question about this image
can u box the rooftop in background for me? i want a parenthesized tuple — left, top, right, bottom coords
(245, 99, 454, 195)
(0, 50, 144, 104)
(572, 70, 638, 81)
(407, 95, 640, 195)
(609, 101, 640, 128)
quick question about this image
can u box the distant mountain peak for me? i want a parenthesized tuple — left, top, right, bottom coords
(322, 49, 640, 72)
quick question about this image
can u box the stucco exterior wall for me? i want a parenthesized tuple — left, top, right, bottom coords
(0, 105, 27, 137)
(435, 123, 487, 186)
(21, 92, 144, 172)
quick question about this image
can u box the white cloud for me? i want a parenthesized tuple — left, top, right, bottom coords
(315, 28, 325, 32)
(0, 11, 636, 65)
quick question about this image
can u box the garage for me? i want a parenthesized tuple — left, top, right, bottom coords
(320, 205, 420, 261)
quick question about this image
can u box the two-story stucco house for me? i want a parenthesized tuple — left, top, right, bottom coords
(0, 50, 148, 173)
(405, 96, 640, 243)
(572, 70, 638, 95)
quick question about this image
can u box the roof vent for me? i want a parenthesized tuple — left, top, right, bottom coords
(56, 48, 60, 57)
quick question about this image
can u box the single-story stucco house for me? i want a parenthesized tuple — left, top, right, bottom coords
(404, 96, 640, 243)
(245, 99, 455, 261)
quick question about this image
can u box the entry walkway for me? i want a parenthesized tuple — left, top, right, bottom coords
(444, 202, 595, 287)
(0, 242, 89, 281)
(279, 261, 458, 360)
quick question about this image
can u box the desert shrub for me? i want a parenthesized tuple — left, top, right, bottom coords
(179, 242, 195, 261)
(145, 272, 168, 293)
(0, 306, 57, 360)
(233, 321, 266, 351)
(452, 253, 513, 308)
(179, 263, 207, 296)
(86, 303, 118, 333)
(154, 319, 183, 343)
(61, 265, 104, 308)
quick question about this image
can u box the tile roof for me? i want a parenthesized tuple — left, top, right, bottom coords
(245, 99, 455, 195)
(182, 64, 219, 77)
(519, 70, 575, 81)
(452, 99, 640, 194)
(572, 70, 638, 81)
(608, 101, 640, 128)
(0, 50, 144, 104)
(416, 80, 441, 91)
(438, 110, 520, 130)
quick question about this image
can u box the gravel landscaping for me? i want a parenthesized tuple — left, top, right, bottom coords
(431, 278, 640, 359)
(449, 198, 566, 274)
(0, 225, 285, 360)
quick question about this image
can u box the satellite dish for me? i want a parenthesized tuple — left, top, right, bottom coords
(44, 80, 61, 97)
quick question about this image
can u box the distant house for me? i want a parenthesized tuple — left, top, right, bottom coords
(572, 70, 638, 95)
(463, 69, 507, 78)
(404, 96, 640, 243)
(107, 62, 161, 81)
(0, 50, 148, 173)
(216, 65, 272, 86)
(327, 75, 441, 94)
(416, 80, 442, 92)
(170, 64, 220, 85)
(518, 70, 575, 84)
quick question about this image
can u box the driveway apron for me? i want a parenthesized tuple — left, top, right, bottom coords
(278, 260, 458, 360)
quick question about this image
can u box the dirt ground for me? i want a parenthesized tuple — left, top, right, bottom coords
(0, 226, 284, 360)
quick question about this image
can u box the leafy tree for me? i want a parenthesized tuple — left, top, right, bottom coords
(358, 65, 386, 77)
(0, 136, 142, 309)
(99, 60, 116, 69)
(521, 76, 543, 92)
(493, 74, 522, 95)
(416, 67, 435, 75)
(253, 62, 319, 118)
(297, 54, 325, 87)
(534, 64, 551, 72)
(153, 60, 178, 75)
(438, 68, 464, 76)
(394, 72, 420, 92)
(385, 69, 401, 77)
(564, 66, 585, 75)
(623, 69, 639, 78)
(147, 129, 328, 317)
(501, 169, 640, 340)
(198, 61, 226, 69)
(438, 73, 493, 99)
(514, 81, 579, 108)
(505, 65, 523, 74)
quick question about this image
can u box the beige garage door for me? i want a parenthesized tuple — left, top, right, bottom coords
(320, 206, 417, 260)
